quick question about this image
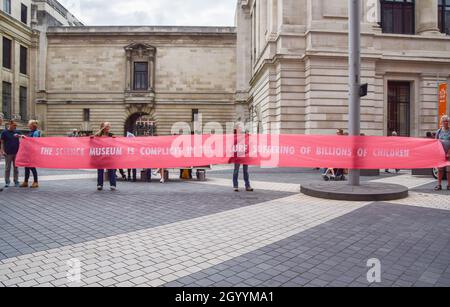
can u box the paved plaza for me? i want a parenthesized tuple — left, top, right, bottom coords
(0, 163, 449, 287)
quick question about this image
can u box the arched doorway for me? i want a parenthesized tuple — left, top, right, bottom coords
(125, 113, 156, 136)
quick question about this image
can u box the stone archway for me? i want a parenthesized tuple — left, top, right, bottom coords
(125, 112, 157, 136)
(124, 105, 155, 136)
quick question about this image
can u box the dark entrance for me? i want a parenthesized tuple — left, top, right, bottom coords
(125, 113, 156, 136)
(387, 81, 411, 137)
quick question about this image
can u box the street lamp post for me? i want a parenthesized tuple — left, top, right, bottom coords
(348, 0, 361, 186)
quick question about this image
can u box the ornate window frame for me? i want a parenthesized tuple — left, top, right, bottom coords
(124, 43, 156, 93)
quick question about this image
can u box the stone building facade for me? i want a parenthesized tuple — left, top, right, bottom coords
(235, 0, 450, 137)
(2, 0, 450, 137)
(0, 0, 81, 129)
(38, 26, 237, 136)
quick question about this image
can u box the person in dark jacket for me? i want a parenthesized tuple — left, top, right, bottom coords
(1, 120, 21, 188)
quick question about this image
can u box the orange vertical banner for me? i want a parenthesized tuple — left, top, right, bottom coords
(439, 83, 447, 128)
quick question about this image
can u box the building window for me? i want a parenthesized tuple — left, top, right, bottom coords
(83, 109, 90, 122)
(3, 0, 11, 14)
(381, 0, 415, 34)
(439, 0, 450, 34)
(21, 4, 28, 24)
(2, 82, 12, 120)
(133, 62, 149, 91)
(388, 81, 411, 137)
(20, 46, 27, 75)
(124, 43, 156, 92)
(19, 87, 27, 121)
(2, 37, 12, 69)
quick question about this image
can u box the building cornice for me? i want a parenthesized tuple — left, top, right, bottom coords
(46, 26, 237, 37)
(0, 11, 33, 35)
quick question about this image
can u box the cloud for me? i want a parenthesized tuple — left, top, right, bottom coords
(58, 0, 237, 26)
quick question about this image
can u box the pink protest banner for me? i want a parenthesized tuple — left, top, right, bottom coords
(15, 134, 449, 170)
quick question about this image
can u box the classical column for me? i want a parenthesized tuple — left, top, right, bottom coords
(416, 0, 440, 35)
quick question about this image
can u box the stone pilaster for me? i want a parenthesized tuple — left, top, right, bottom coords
(416, 0, 440, 35)
(235, 0, 252, 120)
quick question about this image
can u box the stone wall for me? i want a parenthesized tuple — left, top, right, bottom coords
(0, 8, 37, 129)
(41, 27, 237, 136)
(238, 0, 450, 136)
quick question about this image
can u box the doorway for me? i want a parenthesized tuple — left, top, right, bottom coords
(125, 113, 156, 136)
(387, 81, 411, 137)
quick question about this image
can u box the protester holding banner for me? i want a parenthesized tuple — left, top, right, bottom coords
(435, 115, 450, 191)
(20, 120, 41, 189)
(94, 122, 117, 191)
(1, 120, 21, 188)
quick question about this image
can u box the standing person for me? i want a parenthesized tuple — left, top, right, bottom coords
(94, 122, 117, 191)
(435, 115, 450, 191)
(68, 129, 79, 137)
(20, 120, 41, 188)
(0, 116, 3, 192)
(232, 129, 253, 192)
(0, 120, 21, 188)
(152, 133, 166, 183)
(385, 131, 400, 174)
(126, 131, 137, 182)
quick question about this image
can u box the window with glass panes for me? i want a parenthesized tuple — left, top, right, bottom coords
(133, 62, 149, 91)
(21, 4, 28, 24)
(2, 82, 12, 120)
(439, 0, 450, 34)
(3, 0, 11, 14)
(381, 0, 415, 34)
(20, 46, 28, 75)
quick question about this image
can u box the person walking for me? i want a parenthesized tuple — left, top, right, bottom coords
(93, 122, 117, 191)
(20, 120, 41, 189)
(1, 120, 21, 188)
(435, 115, 450, 191)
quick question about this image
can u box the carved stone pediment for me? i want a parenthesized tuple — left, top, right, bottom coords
(124, 43, 156, 58)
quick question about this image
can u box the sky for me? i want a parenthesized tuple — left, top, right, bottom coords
(58, 0, 237, 26)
